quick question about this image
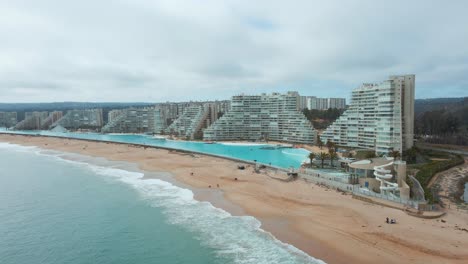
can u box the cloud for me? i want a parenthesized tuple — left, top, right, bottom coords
(0, 0, 467, 102)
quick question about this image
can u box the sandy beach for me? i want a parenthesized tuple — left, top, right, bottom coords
(1, 134, 468, 264)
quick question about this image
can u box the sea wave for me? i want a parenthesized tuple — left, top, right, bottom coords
(1, 142, 325, 264)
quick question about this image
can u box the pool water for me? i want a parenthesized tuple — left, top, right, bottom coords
(2, 131, 310, 169)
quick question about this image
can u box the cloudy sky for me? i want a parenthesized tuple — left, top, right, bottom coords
(1, 0, 467, 103)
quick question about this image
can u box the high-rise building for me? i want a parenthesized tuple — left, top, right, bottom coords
(306, 97, 346, 110)
(321, 75, 415, 154)
(14, 111, 49, 130)
(0, 112, 17, 128)
(53, 109, 103, 129)
(298, 96, 308, 110)
(203, 92, 316, 144)
(165, 105, 206, 139)
(108, 109, 124, 123)
(102, 107, 161, 134)
(328, 98, 346, 109)
(41, 111, 63, 129)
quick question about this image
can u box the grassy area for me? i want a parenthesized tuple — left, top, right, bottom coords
(418, 142, 468, 152)
(354, 149, 376, 159)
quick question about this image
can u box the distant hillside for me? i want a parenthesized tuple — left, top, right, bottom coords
(415, 97, 468, 145)
(415, 97, 466, 116)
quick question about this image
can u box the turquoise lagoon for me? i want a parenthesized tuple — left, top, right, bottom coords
(3, 131, 310, 169)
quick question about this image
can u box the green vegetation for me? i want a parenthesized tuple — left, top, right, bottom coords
(302, 108, 345, 129)
(329, 149, 338, 167)
(354, 150, 375, 159)
(317, 137, 324, 150)
(407, 148, 465, 203)
(318, 152, 329, 168)
(308, 152, 316, 168)
(415, 97, 468, 146)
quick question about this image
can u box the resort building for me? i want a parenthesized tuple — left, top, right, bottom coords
(327, 98, 347, 109)
(0, 112, 17, 128)
(165, 105, 206, 139)
(53, 109, 104, 130)
(321, 75, 415, 154)
(203, 92, 316, 144)
(108, 109, 124, 123)
(14, 111, 63, 130)
(155, 100, 230, 126)
(14, 111, 49, 130)
(41, 111, 63, 129)
(102, 107, 167, 134)
(306, 97, 346, 110)
(348, 157, 411, 200)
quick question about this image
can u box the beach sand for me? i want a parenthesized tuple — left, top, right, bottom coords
(1, 134, 468, 264)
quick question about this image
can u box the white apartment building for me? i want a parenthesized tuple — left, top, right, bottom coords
(165, 105, 206, 139)
(203, 92, 316, 144)
(321, 75, 415, 154)
(306, 97, 346, 110)
(102, 107, 163, 134)
(53, 109, 103, 129)
(15, 111, 49, 130)
(0, 112, 17, 128)
(328, 98, 346, 109)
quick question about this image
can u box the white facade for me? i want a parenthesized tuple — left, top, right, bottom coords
(307, 97, 346, 110)
(203, 92, 316, 144)
(0, 112, 17, 128)
(165, 105, 206, 139)
(328, 98, 346, 109)
(54, 109, 103, 129)
(321, 75, 415, 154)
(102, 107, 164, 134)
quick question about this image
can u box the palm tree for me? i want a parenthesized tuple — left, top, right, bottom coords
(317, 137, 324, 150)
(365, 152, 377, 159)
(326, 140, 335, 152)
(390, 149, 401, 160)
(308, 152, 316, 168)
(329, 149, 338, 167)
(319, 152, 329, 168)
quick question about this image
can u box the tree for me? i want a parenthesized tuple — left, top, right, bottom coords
(365, 152, 376, 159)
(319, 152, 329, 168)
(326, 140, 335, 152)
(389, 149, 401, 160)
(317, 137, 324, 149)
(329, 149, 338, 167)
(308, 152, 316, 168)
(403, 147, 418, 164)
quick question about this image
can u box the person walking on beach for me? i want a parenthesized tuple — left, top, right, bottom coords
(386, 217, 389, 224)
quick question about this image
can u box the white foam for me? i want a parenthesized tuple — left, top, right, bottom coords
(2, 142, 325, 264)
(0, 142, 41, 154)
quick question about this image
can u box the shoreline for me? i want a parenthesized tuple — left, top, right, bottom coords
(1, 134, 468, 264)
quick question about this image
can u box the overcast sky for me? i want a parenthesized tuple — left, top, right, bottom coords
(1, 0, 467, 103)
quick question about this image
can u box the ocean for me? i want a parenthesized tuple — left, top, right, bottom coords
(0, 142, 324, 264)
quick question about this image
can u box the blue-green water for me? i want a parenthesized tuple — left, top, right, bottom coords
(0, 143, 323, 264)
(2, 131, 309, 169)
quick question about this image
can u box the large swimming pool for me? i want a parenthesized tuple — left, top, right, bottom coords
(1, 131, 310, 169)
